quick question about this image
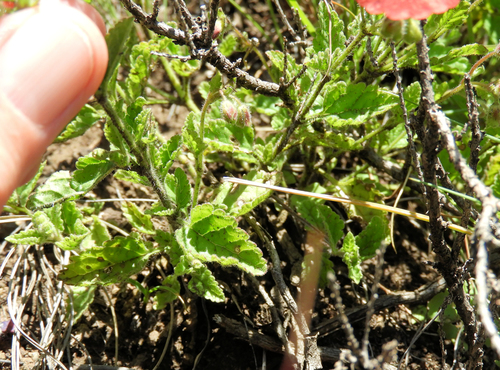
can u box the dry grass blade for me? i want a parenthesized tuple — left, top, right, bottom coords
(223, 177, 473, 235)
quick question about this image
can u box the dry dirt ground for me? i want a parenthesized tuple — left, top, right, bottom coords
(0, 1, 495, 369)
(1, 107, 494, 369)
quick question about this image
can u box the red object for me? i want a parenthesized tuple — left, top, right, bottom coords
(355, 0, 461, 20)
(1, 1, 16, 9)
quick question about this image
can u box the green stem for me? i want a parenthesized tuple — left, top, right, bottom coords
(191, 91, 218, 208)
(95, 90, 175, 210)
(300, 26, 367, 121)
(159, 56, 200, 113)
(147, 83, 176, 101)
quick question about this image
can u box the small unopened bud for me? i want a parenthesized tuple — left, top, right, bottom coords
(212, 20, 222, 40)
(221, 100, 238, 122)
(380, 19, 403, 41)
(237, 105, 252, 126)
(403, 19, 422, 44)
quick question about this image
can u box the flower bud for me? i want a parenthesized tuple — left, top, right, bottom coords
(220, 100, 238, 122)
(212, 19, 222, 40)
(380, 19, 403, 41)
(403, 19, 422, 44)
(237, 105, 252, 126)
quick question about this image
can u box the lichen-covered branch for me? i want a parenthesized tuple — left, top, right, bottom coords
(118, 0, 293, 106)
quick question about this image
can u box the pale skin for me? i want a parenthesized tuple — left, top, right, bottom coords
(0, 0, 108, 210)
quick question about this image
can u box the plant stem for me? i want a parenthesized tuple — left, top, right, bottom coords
(299, 28, 366, 122)
(159, 56, 200, 113)
(191, 91, 218, 208)
(95, 91, 175, 210)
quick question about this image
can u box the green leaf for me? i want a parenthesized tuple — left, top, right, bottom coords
(152, 275, 181, 309)
(61, 201, 89, 236)
(219, 33, 238, 56)
(125, 36, 172, 100)
(31, 209, 62, 243)
(270, 109, 290, 130)
(205, 118, 255, 152)
(99, 17, 134, 93)
(90, 215, 112, 246)
(123, 97, 148, 138)
(165, 169, 191, 211)
(209, 71, 222, 93)
(155, 230, 183, 266)
(174, 167, 191, 210)
(306, 49, 330, 73)
(492, 173, 500, 199)
(188, 264, 225, 302)
(246, 95, 281, 116)
(145, 202, 175, 216)
(122, 202, 155, 235)
(214, 170, 277, 217)
(69, 285, 97, 321)
(403, 81, 421, 111)
(8, 161, 45, 208)
(439, 43, 490, 63)
(103, 118, 130, 158)
(71, 150, 116, 193)
(176, 204, 267, 275)
(59, 234, 157, 286)
(114, 169, 151, 186)
(266, 50, 301, 77)
(171, 56, 200, 77)
(56, 233, 91, 251)
(27, 171, 81, 210)
(426, 1, 469, 43)
(6, 229, 44, 245)
(312, 1, 345, 54)
(341, 231, 362, 284)
(322, 82, 398, 125)
(355, 216, 389, 261)
(182, 112, 204, 155)
(158, 135, 182, 177)
(290, 193, 344, 254)
(56, 105, 102, 142)
(294, 126, 361, 152)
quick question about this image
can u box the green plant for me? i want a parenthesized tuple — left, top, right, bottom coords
(3, 0, 500, 368)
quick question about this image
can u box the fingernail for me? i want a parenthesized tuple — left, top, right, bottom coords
(0, 10, 94, 128)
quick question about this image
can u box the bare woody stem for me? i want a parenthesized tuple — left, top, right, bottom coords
(119, 0, 294, 106)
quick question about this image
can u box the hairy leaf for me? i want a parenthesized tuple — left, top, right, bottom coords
(69, 285, 97, 321)
(56, 105, 102, 143)
(122, 202, 155, 235)
(323, 82, 398, 125)
(182, 112, 204, 155)
(152, 275, 181, 309)
(214, 170, 277, 217)
(176, 204, 267, 275)
(341, 231, 362, 284)
(8, 161, 45, 208)
(26, 171, 81, 210)
(99, 17, 134, 94)
(71, 151, 116, 193)
(59, 234, 157, 286)
(114, 169, 151, 186)
(313, 1, 345, 54)
(356, 216, 389, 261)
(188, 264, 225, 302)
(291, 193, 344, 254)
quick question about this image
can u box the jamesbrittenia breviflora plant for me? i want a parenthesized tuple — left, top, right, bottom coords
(3, 0, 500, 368)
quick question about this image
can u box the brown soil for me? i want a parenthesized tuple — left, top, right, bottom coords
(0, 1, 493, 369)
